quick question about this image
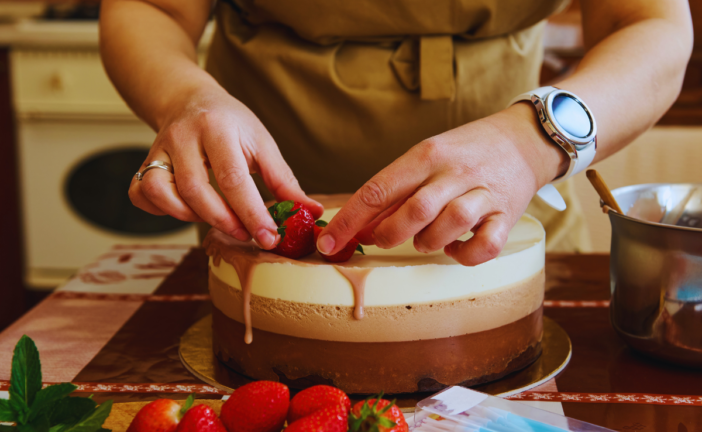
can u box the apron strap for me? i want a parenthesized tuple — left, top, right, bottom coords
(419, 35, 455, 101)
(390, 36, 456, 101)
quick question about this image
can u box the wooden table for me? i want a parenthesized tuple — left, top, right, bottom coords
(1, 248, 701, 431)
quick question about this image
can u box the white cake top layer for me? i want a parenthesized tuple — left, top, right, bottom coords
(210, 209, 545, 307)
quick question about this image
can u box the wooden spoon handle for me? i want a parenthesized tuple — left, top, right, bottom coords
(586, 169, 623, 214)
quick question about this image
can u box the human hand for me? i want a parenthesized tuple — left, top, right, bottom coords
(317, 103, 569, 266)
(128, 85, 323, 249)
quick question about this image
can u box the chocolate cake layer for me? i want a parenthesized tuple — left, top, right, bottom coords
(212, 305, 543, 394)
(209, 270, 545, 342)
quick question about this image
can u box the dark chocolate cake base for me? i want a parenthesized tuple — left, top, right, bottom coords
(212, 306, 543, 394)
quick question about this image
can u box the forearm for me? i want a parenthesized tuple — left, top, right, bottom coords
(557, 10, 693, 162)
(100, 0, 218, 130)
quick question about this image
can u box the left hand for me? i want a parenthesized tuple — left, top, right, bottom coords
(317, 103, 569, 266)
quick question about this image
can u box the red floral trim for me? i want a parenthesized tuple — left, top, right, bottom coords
(543, 300, 610, 307)
(51, 291, 211, 302)
(0, 381, 227, 395)
(1, 381, 698, 405)
(506, 391, 702, 405)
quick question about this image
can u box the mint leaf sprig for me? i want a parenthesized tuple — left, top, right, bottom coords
(0, 335, 113, 432)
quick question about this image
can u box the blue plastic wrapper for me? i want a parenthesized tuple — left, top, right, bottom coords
(413, 386, 615, 432)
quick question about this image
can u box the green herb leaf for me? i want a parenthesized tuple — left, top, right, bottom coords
(0, 398, 16, 423)
(48, 398, 96, 428)
(58, 401, 112, 432)
(17, 414, 49, 432)
(9, 398, 29, 425)
(315, 220, 328, 227)
(28, 384, 77, 423)
(355, 244, 365, 255)
(179, 395, 194, 418)
(10, 336, 42, 409)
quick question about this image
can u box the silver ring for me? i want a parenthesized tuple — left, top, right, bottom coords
(135, 161, 173, 181)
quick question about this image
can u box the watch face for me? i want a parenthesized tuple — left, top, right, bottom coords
(551, 93, 592, 139)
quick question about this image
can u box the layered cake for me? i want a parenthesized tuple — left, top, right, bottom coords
(204, 197, 545, 394)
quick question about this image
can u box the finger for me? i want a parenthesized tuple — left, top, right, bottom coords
(318, 144, 434, 255)
(129, 176, 167, 216)
(136, 151, 203, 223)
(372, 179, 465, 249)
(205, 127, 280, 249)
(169, 139, 252, 242)
(257, 144, 324, 219)
(354, 199, 407, 245)
(413, 188, 491, 253)
(444, 216, 511, 266)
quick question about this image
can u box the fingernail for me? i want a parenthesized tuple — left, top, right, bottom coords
(257, 229, 277, 249)
(232, 229, 251, 242)
(413, 237, 426, 253)
(317, 234, 335, 255)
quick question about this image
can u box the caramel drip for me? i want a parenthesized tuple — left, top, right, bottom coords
(204, 228, 374, 338)
(229, 256, 257, 344)
(333, 266, 373, 320)
(204, 229, 316, 344)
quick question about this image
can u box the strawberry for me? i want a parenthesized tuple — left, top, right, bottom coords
(127, 395, 194, 432)
(268, 201, 316, 259)
(288, 385, 351, 424)
(220, 381, 289, 432)
(175, 404, 227, 432)
(285, 404, 348, 432)
(314, 220, 365, 263)
(349, 394, 408, 432)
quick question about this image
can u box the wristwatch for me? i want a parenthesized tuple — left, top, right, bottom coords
(509, 86, 597, 211)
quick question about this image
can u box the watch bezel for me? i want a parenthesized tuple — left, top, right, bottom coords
(542, 89, 597, 148)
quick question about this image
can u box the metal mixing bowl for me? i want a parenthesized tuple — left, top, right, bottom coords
(607, 183, 702, 367)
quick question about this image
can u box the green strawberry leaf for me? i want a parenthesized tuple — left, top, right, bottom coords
(48, 398, 96, 427)
(267, 204, 277, 219)
(355, 244, 365, 255)
(28, 384, 77, 423)
(377, 417, 396, 428)
(276, 226, 287, 242)
(268, 201, 299, 228)
(315, 220, 328, 227)
(57, 400, 112, 432)
(0, 398, 16, 422)
(179, 395, 194, 418)
(10, 336, 42, 409)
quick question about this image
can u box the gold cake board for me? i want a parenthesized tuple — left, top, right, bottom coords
(180, 315, 571, 411)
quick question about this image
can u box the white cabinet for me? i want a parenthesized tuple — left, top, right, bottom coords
(10, 23, 213, 288)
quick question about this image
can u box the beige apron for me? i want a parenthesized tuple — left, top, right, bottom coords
(205, 0, 590, 252)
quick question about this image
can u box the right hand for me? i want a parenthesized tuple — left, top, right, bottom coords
(128, 85, 324, 249)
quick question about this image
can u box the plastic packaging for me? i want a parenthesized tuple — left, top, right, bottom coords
(413, 386, 614, 432)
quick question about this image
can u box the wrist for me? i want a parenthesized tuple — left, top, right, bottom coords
(153, 73, 225, 130)
(502, 102, 570, 189)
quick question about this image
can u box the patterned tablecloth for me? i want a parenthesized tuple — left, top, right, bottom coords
(1, 248, 702, 430)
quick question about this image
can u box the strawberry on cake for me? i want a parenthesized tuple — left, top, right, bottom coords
(204, 195, 545, 394)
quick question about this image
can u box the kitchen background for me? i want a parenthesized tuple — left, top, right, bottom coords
(0, 1, 701, 331)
